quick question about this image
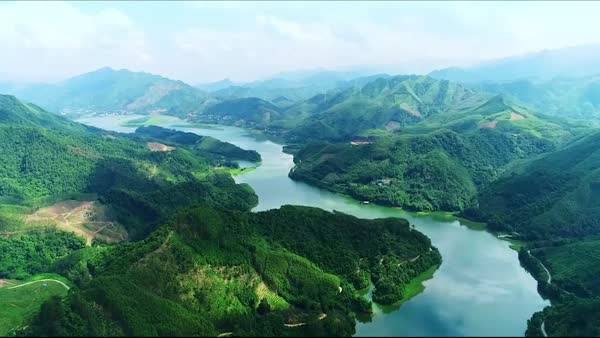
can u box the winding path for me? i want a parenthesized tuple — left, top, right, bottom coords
(527, 250, 551, 284)
(7, 279, 70, 290)
(541, 320, 548, 337)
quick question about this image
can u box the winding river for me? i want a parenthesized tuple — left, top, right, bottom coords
(78, 115, 549, 337)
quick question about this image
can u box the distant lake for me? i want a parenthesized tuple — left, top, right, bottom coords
(79, 115, 549, 337)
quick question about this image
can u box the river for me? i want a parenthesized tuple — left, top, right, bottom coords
(77, 115, 549, 337)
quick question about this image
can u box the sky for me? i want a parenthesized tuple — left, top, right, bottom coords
(1, 1, 600, 84)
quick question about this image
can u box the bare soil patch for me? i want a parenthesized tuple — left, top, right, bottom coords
(510, 112, 525, 120)
(24, 200, 127, 245)
(147, 142, 175, 152)
(479, 120, 498, 129)
(0, 279, 15, 288)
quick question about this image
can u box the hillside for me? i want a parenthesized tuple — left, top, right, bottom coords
(474, 130, 600, 240)
(289, 96, 576, 211)
(475, 75, 600, 121)
(430, 44, 600, 83)
(0, 94, 440, 336)
(2, 68, 209, 118)
(22, 206, 440, 337)
(468, 130, 600, 337)
(285, 75, 491, 141)
(134, 126, 261, 163)
(198, 97, 284, 129)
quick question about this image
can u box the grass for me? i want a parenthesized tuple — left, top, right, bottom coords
(215, 166, 257, 176)
(170, 123, 223, 130)
(0, 273, 70, 336)
(255, 282, 289, 310)
(415, 211, 487, 231)
(374, 264, 439, 314)
(121, 115, 166, 127)
(506, 238, 527, 251)
(538, 239, 600, 295)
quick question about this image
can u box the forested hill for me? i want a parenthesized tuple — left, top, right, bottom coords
(468, 130, 600, 337)
(289, 94, 578, 211)
(22, 206, 440, 337)
(2, 67, 209, 118)
(0, 94, 257, 238)
(474, 130, 600, 240)
(0, 94, 440, 337)
(285, 75, 491, 141)
(134, 125, 261, 163)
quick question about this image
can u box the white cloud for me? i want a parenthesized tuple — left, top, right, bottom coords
(2, 1, 600, 83)
(0, 1, 150, 82)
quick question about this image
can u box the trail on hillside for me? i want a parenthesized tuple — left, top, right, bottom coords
(7, 279, 70, 290)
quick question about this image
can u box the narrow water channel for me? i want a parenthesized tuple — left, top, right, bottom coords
(78, 115, 549, 336)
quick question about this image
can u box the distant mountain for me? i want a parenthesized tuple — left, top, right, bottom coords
(195, 78, 239, 92)
(289, 93, 580, 211)
(199, 97, 284, 129)
(210, 70, 388, 103)
(475, 129, 600, 240)
(474, 75, 600, 121)
(287, 75, 490, 141)
(430, 44, 600, 83)
(2, 67, 209, 118)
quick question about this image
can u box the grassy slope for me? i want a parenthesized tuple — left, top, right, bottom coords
(0, 273, 70, 336)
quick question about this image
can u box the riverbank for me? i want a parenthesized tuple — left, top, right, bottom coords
(78, 114, 549, 337)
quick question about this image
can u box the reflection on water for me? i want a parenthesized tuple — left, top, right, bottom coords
(78, 115, 549, 337)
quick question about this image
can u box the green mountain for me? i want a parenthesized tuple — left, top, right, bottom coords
(286, 75, 491, 141)
(200, 97, 285, 129)
(474, 130, 600, 240)
(288, 94, 579, 211)
(3, 68, 209, 118)
(0, 94, 439, 336)
(430, 44, 600, 83)
(475, 75, 600, 121)
(469, 130, 600, 337)
(22, 206, 440, 337)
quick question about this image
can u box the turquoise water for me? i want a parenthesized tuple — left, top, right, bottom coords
(78, 115, 549, 336)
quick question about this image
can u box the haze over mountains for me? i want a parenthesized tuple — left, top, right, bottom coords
(1, 42, 600, 337)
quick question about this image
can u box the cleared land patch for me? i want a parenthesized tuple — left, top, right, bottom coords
(479, 120, 498, 129)
(24, 200, 127, 245)
(147, 142, 175, 152)
(510, 112, 525, 120)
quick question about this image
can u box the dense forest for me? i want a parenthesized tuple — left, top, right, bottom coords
(0, 94, 439, 336)
(289, 95, 577, 212)
(464, 131, 600, 337)
(2, 59, 600, 337)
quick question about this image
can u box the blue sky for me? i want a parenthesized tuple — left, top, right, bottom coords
(1, 1, 600, 83)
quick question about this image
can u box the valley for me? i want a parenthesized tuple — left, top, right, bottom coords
(77, 114, 549, 336)
(0, 46, 599, 338)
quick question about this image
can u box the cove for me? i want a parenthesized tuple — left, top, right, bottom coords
(77, 115, 549, 337)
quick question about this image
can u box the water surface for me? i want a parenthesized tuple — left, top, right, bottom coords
(78, 115, 549, 337)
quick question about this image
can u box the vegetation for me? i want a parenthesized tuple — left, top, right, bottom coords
(2, 67, 209, 118)
(290, 114, 566, 212)
(19, 206, 438, 337)
(0, 274, 70, 336)
(0, 93, 439, 336)
(466, 130, 600, 337)
(134, 125, 261, 163)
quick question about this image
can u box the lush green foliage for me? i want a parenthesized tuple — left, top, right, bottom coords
(476, 130, 600, 240)
(0, 275, 71, 336)
(24, 206, 438, 337)
(0, 230, 85, 279)
(134, 125, 261, 163)
(476, 76, 600, 121)
(3, 67, 208, 118)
